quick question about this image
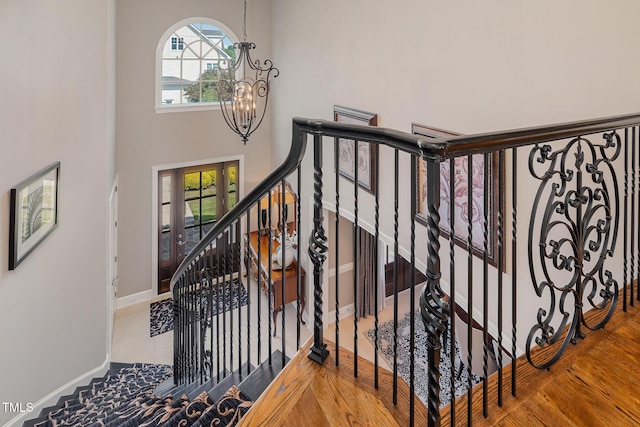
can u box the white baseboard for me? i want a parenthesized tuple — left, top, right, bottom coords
(5, 358, 110, 427)
(117, 289, 153, 310)
(328, 262, 354, 278)
(325, 303, 356, 325)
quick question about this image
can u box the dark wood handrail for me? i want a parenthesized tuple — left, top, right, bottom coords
(173, 112, 640, 288)
(294, 112, 640, 160)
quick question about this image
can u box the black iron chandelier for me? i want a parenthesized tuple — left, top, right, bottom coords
(216, 0, 279, 144)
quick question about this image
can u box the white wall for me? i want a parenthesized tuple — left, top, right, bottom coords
(0, 1, 113, 424)
(116, 0, 274, 297)
(271, 0, 640, 352)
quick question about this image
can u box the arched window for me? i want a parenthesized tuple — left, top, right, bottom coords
(156, 18, 238, 112)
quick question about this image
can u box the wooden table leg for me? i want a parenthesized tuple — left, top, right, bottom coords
(272, 306, 282, 337)
(298, 296, 306, 325)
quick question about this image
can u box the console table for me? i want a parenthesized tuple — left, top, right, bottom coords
(244, 228, 305, 335)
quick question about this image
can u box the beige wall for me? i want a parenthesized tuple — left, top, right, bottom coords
(271, 0, 640, 351)
(327, 211, 355, 310)
(0, 1, 113, 424)
(116, 0, 274, 297)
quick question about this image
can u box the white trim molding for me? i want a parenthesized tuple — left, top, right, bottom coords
(117, 289, 154, 310)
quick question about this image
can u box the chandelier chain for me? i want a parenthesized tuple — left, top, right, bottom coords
(243, 0, 247, 41)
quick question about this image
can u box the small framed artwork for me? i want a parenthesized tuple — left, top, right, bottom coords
(334, 105, 378, 194)
(9, 162, 60, 270)
(413, 124, 503, 268)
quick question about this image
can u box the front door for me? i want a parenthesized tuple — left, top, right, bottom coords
(158, 161, 239, 294)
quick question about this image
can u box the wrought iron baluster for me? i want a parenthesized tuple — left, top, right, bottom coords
(173, 277, 180, 384)
(228, 226, 234, 375)
(353, 139, 359, 377)
(208, 242, 215, 380)
(466, 154, 474, 423)
(497, 149, 505, 407)
(222, 231, 228, 377)
(635, 126, 639, 305)
(234, 222, 243, 378)
(624, 129, 629, 312)
(189, 267, 196, 383)
(632, 129, 636, 307)
(334, 139, 341, 366)
(448, 156, 456, 426)
(511, 147, 518, 397)
(256, 199, 262, 364)
(419, 156, 447, 427)
(280, 179, 287, 365)
(268, 191, 273, 361)
(409, 154, 417, 427)
(483, 152, 490, 417)
(245, 211, 250, 376)
(297, 166, 302, 350)
(308, 133, 329, 364)
(374, 143, 380, 390)
(393, 149, 400, 406)
(216, 243, 222, 381)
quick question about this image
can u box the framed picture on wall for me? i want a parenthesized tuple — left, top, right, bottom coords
(334, 105, 378, 194)
(413, 124, 503, 268)
(9, 162, 60, 270)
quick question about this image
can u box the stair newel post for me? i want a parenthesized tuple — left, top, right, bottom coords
(308, 133, 329, 364)
(419, 155, 448, 427)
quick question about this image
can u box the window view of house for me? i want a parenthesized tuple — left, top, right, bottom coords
(161, 22, 236, 105)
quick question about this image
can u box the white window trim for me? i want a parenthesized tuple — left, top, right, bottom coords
(155, 17, 240, 113)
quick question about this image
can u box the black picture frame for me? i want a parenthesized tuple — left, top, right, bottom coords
(334, 105, 378, 194)
(9, 162, 60, 270)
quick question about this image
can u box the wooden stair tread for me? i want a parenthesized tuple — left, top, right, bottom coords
(238, 338, 428, 426)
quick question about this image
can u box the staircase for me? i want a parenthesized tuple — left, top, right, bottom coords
(22, 354, 287, 427)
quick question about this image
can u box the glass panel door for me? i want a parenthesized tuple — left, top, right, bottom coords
(157, 161, 240, 294)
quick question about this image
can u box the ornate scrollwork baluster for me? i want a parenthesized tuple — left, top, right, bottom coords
(527, 132, 620, 369)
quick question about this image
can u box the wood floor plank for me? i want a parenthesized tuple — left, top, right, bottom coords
(241, 299, 640, 426)
(496, 394, 577, 427)
(310, 369, 400, 427)
(536, 359, 638, 426)
(286, 387, 331, 426)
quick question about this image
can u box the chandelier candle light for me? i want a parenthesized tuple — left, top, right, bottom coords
(216, 0, 279, 144)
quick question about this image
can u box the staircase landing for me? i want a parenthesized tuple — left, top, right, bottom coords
(239, 339, 428, 426)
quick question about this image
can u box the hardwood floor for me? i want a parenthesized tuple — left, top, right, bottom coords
(441, 300, 640, 426)
(241, 298, 640, 426)
(238, 339, 428, 426)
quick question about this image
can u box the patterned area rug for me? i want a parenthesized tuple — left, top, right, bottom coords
(365, 310, 481, 408)
(150, 279, 249, 337)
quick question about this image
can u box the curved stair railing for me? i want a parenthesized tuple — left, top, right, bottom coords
(170, 131, 307, 387)
(173, 113, 640, 426)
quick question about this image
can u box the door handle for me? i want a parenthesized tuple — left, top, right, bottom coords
(177, 240, 185, 246)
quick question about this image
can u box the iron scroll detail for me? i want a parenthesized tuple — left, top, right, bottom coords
(526, 132, 620, 369)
